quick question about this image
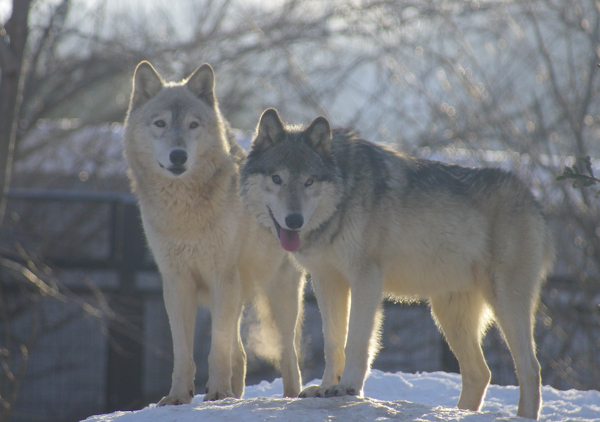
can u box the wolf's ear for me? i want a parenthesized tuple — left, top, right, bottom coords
(304, 116, 332, 156)
(253, 108, 285, 149)
(186, 63, 216, 106)
(130, 61, 163, 110)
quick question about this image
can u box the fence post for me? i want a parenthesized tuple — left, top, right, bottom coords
(106, 199, 145, 412)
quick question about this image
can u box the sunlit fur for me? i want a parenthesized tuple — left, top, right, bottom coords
(123, 66, 304, 405)
(240, 108, 555, 420)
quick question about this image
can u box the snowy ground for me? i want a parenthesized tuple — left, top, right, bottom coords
(83, 370, 599, 422)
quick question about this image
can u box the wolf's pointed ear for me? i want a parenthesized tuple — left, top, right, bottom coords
(253, 108, 285, 149)
(186, 63, 216, 106)
(304, 116, 332, 155)
(130, 61, 163, 110)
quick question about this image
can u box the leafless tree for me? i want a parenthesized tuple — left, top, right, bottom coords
(0, 2, 153, 419)
(1, 0, 600, 418)
(0, 0, 31, 230)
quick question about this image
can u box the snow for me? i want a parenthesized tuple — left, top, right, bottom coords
(82, 370, 600, 422)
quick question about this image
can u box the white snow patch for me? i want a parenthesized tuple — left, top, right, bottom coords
(81, 370, 600, 422)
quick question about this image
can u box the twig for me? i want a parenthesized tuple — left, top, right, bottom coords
(556, 156, 600, 198)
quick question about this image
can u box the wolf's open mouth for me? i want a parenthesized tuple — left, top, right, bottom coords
(168, 167, 186, 175)
(267, 207, 301, 252)
(159, 162, 186, 175)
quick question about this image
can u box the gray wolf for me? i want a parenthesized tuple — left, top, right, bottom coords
(239, 108, 555, 419)
(123, 65, 304, 404)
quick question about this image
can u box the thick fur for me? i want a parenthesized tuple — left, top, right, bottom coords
(240, 108, 555, 420)
(123, 66, 304, 405)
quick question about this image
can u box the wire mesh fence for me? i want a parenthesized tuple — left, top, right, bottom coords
(1, 190, 598, 422)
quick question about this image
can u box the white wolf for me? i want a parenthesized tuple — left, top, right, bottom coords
(240, 108, 555, 419)
(123, 66, 304, 404)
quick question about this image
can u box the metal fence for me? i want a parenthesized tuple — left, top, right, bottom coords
(0, 189, 598, 422)
(1, 189, 155, 421)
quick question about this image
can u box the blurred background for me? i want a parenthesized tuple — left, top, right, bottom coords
(0, 0, 599, 421)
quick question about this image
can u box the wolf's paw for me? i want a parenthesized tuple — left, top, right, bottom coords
(298, 385, 322, 398)
(203, 389, 236, 401)
(157, 393, 193, 406)
(323, 384, 360, 397)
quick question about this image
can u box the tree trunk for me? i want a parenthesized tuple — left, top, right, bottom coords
(0, 0, 32, 230)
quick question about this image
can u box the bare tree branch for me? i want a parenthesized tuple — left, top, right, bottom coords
(0, 0, 32, 231)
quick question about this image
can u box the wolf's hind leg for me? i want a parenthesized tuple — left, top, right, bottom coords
(491, 275, 542, 420)
(429, 289, 492, 412)
(231, 312, 247, 398)
(204, 270, 243, 401)
(269, 266, 304, 397)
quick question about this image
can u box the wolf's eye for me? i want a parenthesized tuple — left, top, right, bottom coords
(154, 120, 166, 128)
(305, 179, 314, 187)
(190, 122, 199, 129)
(272, 175, 282, 185)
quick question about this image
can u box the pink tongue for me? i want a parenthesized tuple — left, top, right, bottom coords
(279, 228, 301, 252)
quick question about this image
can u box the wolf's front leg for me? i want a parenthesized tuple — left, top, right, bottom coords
(299, 271, 350, 398)
(204, 270, 244, 401)
(158, 273, 198, 406)
(230, 310, 247, 398)
(323, 265, 383, 398)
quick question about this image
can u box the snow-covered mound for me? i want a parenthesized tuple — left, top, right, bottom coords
(82, 370, 600, 422)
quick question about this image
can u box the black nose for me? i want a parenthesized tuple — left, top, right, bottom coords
(170, 149, 187, 166)
(285, 214, 304, 230)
